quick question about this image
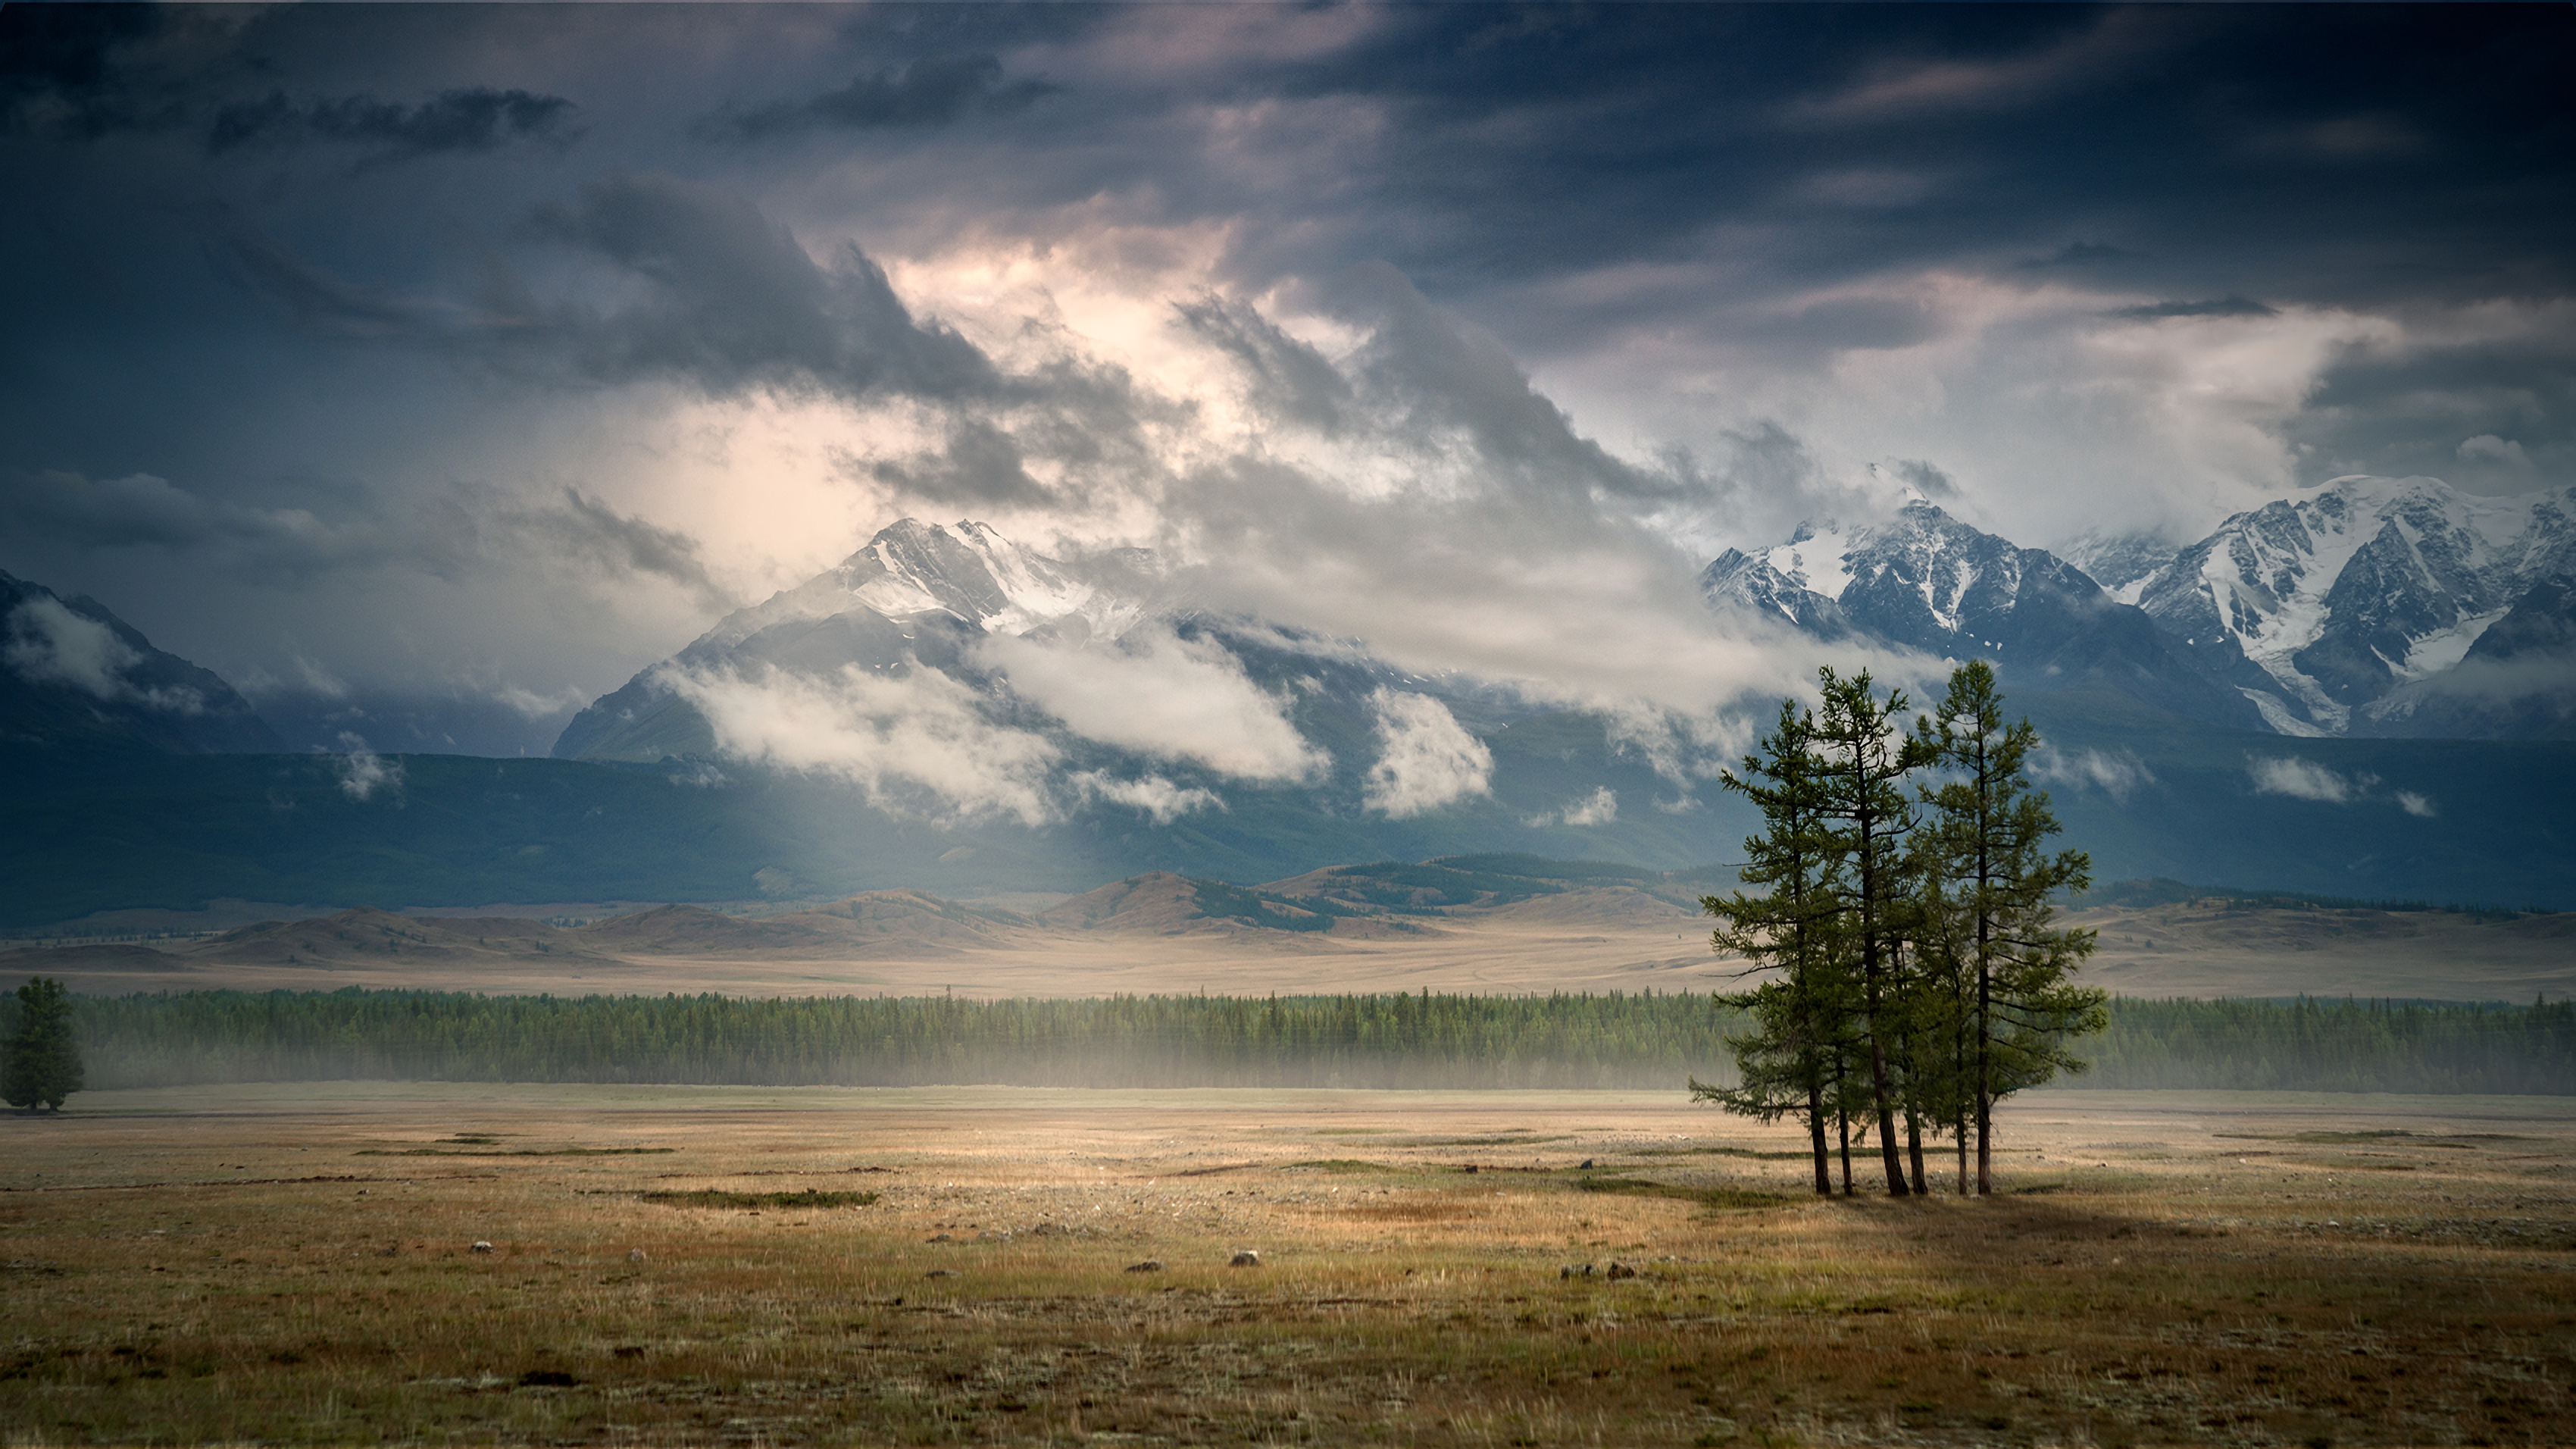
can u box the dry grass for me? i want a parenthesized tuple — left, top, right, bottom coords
(2, 1083, 2571, 1446)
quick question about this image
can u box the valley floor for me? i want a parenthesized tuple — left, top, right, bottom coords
(2, 1084, 2570, 1445)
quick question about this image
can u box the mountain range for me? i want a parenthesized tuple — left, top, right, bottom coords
(5, 477, 2574, 926)
(1702, 476, 2576, 740)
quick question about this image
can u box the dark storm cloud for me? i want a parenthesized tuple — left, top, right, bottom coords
(207, 87, 579, 159)
(511, 490, 732, 612)
(696, 54, 1054, 141)
(520, 173, 999, 402)
(2283, 331, 2576, 490)
(855, 420, 1052, 510)
(2106, 297, 2278, 321)
(0, 3, 170, 138)
(1149, 4, 2572, 347)
(1174, 296, 1352, 434)
(2018, 242, 2143, 270)
(1324, 263, 1699, 509)
(1890, 460, 1958, 500)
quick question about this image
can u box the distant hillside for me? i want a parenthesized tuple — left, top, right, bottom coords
(2, 570, 281, 754)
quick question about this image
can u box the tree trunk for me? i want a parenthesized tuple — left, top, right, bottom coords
(1834, 1059, 1854, 1196)
(1956, 1109, 1970, 1196)
(1906, 1109, 1926, 1194)
(1806, 1073, 1832, 1196)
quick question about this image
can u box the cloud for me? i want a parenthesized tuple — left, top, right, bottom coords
(2105, 297, 2279, 321)
(979, 626, 1324, 784)
(1530, 786, 1619, 828)
(208, 87, 577, 158)
(508, 489, 733, 612)
(331, 732, 403, 802)
(519, 174, 1002, 403)
(2, 595, 202, 712)
(1174, 294, 1353, 433)
(698, 55, 1054, 140)
(2018, 242, 2143, 270)
(1068, 770, 1222, 825)
(1361, 689, 1493, 818)
(2246, 755, 2355, 803)
(2456, 434, 2531, 468)
(2396, 790, 2437, 818)
(663, 662, 1061, 826)
(2031, 744, 2156, 803)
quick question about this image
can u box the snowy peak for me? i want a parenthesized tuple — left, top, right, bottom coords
(2135, 475, 2576, 727)
(1702, 502, 2271, 731)
(689, 519, 1162, 662)
(1708, 500, 2047, 651)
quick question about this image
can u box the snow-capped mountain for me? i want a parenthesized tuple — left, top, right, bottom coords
(2133, 476, 2576, 735)
(1699, 501, 2270, 729)
(2059, 530, 2181, 602)
(554, 520, 1180, 762)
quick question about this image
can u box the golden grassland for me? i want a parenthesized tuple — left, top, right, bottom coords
(2, 1084, 2571, 1446)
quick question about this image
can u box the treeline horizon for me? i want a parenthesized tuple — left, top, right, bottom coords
(47, 987, 2575, 1096)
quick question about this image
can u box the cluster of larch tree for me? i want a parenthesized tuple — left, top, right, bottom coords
(1693, 661, 2104, 1197)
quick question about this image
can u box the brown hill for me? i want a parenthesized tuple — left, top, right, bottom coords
(791, 890, 1027, 949)
(1467, 887, 1702, 928)
(195, 908, 603, 967)
(1039, 872, 1344, 936)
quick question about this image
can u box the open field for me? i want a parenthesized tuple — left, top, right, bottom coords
(4, 1084, 2571, 1445)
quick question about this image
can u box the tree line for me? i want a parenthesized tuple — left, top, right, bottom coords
(1693, 664, 2105, 1197)
(41, 984, 2571, 1096)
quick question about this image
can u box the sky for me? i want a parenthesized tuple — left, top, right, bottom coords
(2, 2, 2570, 756)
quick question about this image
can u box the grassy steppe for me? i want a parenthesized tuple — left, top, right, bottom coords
(2, 1084, 2570, 1446)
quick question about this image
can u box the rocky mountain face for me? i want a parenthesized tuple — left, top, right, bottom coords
(1696, 501, 2271, 729)
(0, 569, 282, 753)
(2129, 476, 2576, 737)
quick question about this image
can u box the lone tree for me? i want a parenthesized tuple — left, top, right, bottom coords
(2, 976, 84, 1112)
(1912, 661, 2104, 1194)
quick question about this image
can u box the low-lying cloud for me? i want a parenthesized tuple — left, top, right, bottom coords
(1068, 769, 1222, 825)
(3, 595, 202, 712)
(1361, 689, 1493, 818)
(331, 731, 403, 802)
(980, 627, 1325, 784)
(665, 662, 1061, 826)
(1530, 786, 1619, 828)
(2033, 744, 2156, 803)
(2246, 755, 2357, 803)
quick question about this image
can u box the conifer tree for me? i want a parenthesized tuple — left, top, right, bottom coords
(1812, 668, 1930, 1197)
(2, 976, 84, 1112)
(1693, 699, 1851, 1194)
(1912, 662, 2106, 1194)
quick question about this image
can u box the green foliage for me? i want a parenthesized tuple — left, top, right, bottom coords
(1912, 660, 2106, 1191)
(2075, 996, 2576, 1094)
(36, 988, 2576, 1095)
(2, 975, 83, 1110)
(1702, 663, 2106, 1195)
(70, 987, 1749, 1091)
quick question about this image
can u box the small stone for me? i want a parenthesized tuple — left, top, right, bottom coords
(924, 1268, 960, 1279)
(1606, 1261, 1638, 1280)
(1228, 1250, 1262, 1267)
(926, 1233, 952, 1242)
(1124, 1260, 1165, 1273)
(627, 1248, 648, 1263)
